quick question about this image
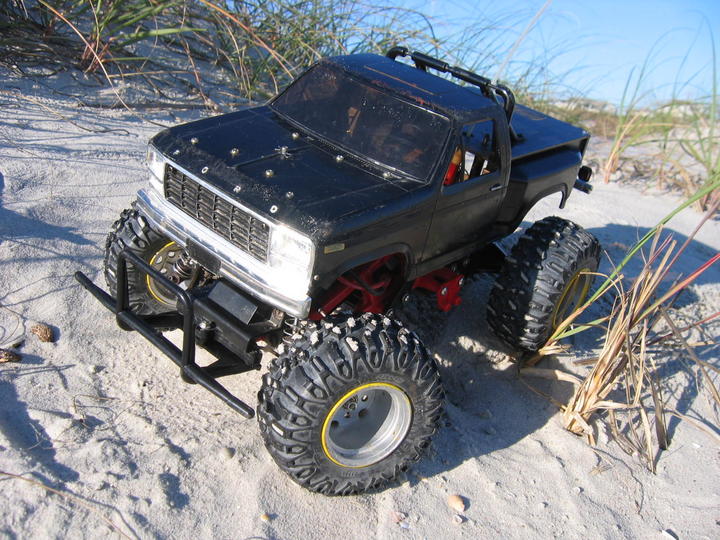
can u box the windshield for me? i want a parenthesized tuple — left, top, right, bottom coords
(271, 63, 450, 180)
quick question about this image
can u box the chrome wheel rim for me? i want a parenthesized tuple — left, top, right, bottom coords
(322, 383, 412, 468)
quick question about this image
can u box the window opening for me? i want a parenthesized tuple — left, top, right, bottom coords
(443, 120, 498, 186)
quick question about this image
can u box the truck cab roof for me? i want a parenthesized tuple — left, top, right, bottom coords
(325, 53, 499, 124)
(326, 53, 588, 159)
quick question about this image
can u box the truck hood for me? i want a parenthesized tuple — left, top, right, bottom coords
(150, 106, 427, 240)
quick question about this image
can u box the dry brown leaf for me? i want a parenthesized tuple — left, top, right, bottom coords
(0, 349, 21, 363)
(30, 323, 54, 343)
(590, 463, 612, 476)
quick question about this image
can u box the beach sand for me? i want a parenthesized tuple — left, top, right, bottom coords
(1, 67, 718, 539)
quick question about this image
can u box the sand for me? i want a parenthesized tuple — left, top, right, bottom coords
(1, 66, 718, 539)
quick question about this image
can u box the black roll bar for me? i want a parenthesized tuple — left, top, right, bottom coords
(386, 47, 521, 141)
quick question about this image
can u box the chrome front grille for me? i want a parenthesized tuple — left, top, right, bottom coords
(164, 165, 270, 262)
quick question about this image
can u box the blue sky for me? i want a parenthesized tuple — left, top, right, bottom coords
(401, 0, 719, 105)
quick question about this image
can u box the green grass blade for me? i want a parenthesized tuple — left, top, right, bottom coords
(116, 27, 205, 48)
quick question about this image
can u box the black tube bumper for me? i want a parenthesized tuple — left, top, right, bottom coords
(75, 249, 255, 419)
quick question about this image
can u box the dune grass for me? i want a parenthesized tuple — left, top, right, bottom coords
(1, 0, 584, 107)
(536, 177, 720, 469)
(594, 24, 719, 206)
(1, 1, 423, 99)
(550, 29, 720, 465)
(0, 1, 452, 101)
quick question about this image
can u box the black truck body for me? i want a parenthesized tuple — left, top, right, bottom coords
(148, 51, 588, 293)
(76, 48, 596, 494)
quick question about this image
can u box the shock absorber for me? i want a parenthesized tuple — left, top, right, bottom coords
(282, 316, 301, 347)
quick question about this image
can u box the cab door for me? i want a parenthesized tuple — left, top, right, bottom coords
(423, 116, 510, 261)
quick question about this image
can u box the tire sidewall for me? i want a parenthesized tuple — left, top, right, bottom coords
(487, 217, 601, 351)
(104, 208, 177, 315)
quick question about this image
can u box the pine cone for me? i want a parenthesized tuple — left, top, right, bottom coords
(31, 323, 54, 343)
(0, 348, 21, 363)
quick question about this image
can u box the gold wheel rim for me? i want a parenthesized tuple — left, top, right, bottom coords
(552, 267, 592, 328)
(321, 382, 412, 468)
(146, 241, 181, 306)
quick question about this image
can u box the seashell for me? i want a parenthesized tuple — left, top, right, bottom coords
(391, 511, 407, 523)
(447, 494, 466, 513)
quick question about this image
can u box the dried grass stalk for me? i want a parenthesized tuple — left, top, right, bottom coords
(549, 192, 720, 470)
(562, 232, 718, 466)
(0, 470, 132, 539)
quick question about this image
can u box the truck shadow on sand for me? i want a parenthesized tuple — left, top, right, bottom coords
(392, 221, 718, 484)
(0, 171, 92, 248)
(396, 276, 564, 483)
(588, 223, 719, 287)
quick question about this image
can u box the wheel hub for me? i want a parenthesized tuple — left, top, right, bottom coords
(146, 241, 198, 306)
(321, 383, 412, 468)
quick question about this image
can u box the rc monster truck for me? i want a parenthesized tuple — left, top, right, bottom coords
(76, 47, 600, 495)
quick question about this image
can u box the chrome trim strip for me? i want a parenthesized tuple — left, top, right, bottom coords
(135, 187, 312, 318)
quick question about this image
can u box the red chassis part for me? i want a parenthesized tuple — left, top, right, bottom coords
(412, 267, 463, 312)
(309, 255, 398, 320)
(310, 256, 464, 320)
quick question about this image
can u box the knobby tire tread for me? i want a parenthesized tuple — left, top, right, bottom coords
(257, 314, 444, 495)
(104, 207, 173, 316)
(487, 216, 600, 352)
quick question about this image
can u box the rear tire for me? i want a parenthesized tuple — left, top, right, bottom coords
(257, 314, 444, 495)
(487, 216, 601, 352)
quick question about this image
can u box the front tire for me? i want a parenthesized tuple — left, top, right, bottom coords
(487, 216, 601, 352)
(257, 314, 444, 495)
(104, 208, 185, 315)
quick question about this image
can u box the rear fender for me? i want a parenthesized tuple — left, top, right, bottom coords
(510, 183, 568, 231)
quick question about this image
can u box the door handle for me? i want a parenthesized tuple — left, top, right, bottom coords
(490, 183, 502, 192)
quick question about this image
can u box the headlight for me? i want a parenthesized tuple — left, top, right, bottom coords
(147, 145, 166, 192)
(268, 225, 315, 297)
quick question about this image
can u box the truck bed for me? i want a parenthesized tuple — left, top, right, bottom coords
(495, 104, 590, 230)
(510, 104, 588, 161)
